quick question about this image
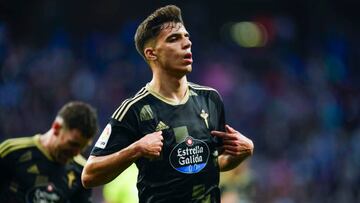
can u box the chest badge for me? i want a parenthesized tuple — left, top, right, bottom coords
(200, 109, 209, 128)
(67, 171, 76, 188)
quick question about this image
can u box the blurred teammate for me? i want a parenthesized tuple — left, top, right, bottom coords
(0, 101, 98, 203)
(82, 5, 254, 203)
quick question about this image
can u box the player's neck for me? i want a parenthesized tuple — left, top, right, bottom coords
(149, 76, 188, 104)
(39, 131, 54, 156)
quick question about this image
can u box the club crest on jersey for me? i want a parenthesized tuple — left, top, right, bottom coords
(169, 136, 210, 174)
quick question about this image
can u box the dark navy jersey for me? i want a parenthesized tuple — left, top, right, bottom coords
(91, 82, 225, 203)
(0, 135, 92, 203)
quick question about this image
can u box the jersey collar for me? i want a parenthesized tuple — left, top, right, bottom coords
(146, 83, 190, 106)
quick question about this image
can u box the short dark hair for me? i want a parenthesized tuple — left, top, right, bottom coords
(134, 5, 184, 59)
(57, 101, 98, 138)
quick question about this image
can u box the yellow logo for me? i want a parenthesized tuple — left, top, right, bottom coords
(67, 171, 76, 188)
(27, 164, 39, 174)
(156, 121, 169, 131)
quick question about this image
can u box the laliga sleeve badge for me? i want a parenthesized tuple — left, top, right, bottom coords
(95, 124, 112, 149)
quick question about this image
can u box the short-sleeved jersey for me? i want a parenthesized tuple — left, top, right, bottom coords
(0, 135, 92, 203)
(91, 82, 225, 203)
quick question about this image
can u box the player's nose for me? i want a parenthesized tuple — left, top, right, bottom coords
(183, 37, 192, 49)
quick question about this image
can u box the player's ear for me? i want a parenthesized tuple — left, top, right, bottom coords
(144, 47, 157, 61)
(51, 121, 62, 136)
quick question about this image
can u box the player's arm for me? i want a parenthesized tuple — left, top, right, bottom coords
(81, 131, 163, 188)
(211, 125, 254, 172)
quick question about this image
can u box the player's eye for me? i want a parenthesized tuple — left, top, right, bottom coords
(167, 35, 178, 42)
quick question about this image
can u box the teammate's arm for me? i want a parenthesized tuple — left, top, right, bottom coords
(211, 125, 254, 172)
(81, 131, 163, 188)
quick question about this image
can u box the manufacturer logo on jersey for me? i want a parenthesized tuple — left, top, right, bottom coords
(169, 136, 210, 174)
(155, 121, 169, 131)
(26, 183, 63, 203)
(27, 164, 40, 174)
(95, 124, 112, 149)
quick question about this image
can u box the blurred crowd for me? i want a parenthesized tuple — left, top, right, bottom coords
(0, 2, 359, 202)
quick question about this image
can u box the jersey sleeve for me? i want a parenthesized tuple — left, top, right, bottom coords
(69, 187, 92, 203)
(91, 106, 139, 156)
(211, 90, 226, 132)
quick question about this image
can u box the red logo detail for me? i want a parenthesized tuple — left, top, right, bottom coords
(47, 184, 53, 192)
(186, 138, 193, 146)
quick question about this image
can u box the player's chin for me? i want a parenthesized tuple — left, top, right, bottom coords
(183, 64, 192, 73)
(175, 65, 192, 76)
(57, 155, 71, 164)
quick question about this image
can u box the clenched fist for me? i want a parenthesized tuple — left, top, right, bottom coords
(135, 131, 164, 159)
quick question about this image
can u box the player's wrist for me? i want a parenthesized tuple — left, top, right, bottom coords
(129, 140, 145, 160)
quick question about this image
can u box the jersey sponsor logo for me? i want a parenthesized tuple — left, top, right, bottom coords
(169, 136, 210, 174)
(26, 183, 64, 203)
(95, 124, 112, 149)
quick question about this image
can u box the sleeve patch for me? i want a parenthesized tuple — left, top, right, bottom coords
(94, 124, 112, 149)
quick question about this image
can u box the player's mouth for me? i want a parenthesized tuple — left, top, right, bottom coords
(183, 53, 193, 64)
(57, 152, 72, 164)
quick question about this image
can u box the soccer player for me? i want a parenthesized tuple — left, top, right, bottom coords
(0, 101, 98, 203)
(82, 5, 254, 203)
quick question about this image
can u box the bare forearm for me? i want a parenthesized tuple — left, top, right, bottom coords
(81, 143, 140, 188)
(82, 131, 163, 188)
(218, 151, 251, 172)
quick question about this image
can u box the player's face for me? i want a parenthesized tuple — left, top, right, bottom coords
(54, 128, 90, 164)
(154, 22, 192, 76)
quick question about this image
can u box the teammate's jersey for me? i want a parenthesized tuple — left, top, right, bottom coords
(0, 135, 92, 203)
(91, 82, 225, 203)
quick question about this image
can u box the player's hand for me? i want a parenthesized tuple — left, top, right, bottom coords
(136, 131, 163, 159)
(211, 125, 253, 157)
